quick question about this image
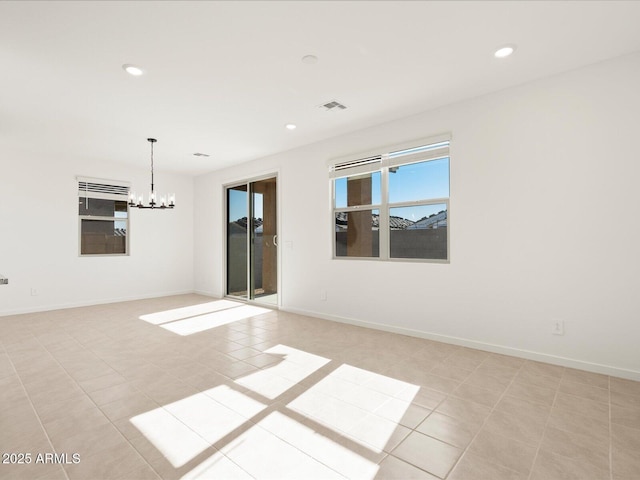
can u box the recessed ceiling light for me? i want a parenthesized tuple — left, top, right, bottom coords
(494, 45, 516, 59)
(302, 55, 318, 65)
(122, 64, 144, 76)
(285, 124, 297, 130)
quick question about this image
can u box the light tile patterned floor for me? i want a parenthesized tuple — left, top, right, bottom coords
(1, 294, 639, 480)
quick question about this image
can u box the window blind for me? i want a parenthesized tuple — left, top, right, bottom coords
(329, 134, 450, 179)
(77, 176, 130, 201)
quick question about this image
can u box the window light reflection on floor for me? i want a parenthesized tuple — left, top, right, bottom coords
(130, 406, 211, 468)
(130, 344, 417, 478)
(139, 300, 244, 325)
(234, 345, 330, 399)
(130, 390, 266, 467)
(288, 364, 419, 453)
(181, 414, 382, 479)
(256, 412, 380, 479)
(182, 450, 254, 479)
(160, 305, 272, 336)
(202, 384, 266, 419)
(218, 413, 376, 480)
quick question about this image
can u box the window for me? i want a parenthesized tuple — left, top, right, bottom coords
(331, 135, 450, 261)
(78, 177, 130, 256)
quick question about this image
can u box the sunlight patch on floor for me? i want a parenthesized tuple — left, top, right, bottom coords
(130, 407, 210, 468)
(256, 412, 380, 479)
(165, 392, 264, 444)
(219, 416, 364, 480)
(139, 300, 243, 325)
(130, 345, 413, 477)
(131, 390, 267, 467)
(234, 345, 330, 399)
(288, 364, 419, 452)
(202, 384, 266, 419)
(181, 451, 253, 479)
(160, 305, 272, 336)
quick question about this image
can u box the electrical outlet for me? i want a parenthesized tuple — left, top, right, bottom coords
(552, 319, 564, 335)
(320, 289, 327, 301)
(30, 288, 38, 296)
(0, 276, 7, 285)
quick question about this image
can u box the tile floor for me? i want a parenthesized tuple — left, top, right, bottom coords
(1, 294, 639, 480)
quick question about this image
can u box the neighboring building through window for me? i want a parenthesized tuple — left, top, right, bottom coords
(330, 135, 450, 261)
(78, 177, 130, 256)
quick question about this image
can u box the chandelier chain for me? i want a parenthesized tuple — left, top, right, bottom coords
(150, 138, 154, 192)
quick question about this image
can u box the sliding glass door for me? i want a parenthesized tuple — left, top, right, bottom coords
(226, 176, 277, 305)
(227, 184, 249, 298)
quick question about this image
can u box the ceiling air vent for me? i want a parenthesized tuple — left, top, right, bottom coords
(320, 100, 347, 111)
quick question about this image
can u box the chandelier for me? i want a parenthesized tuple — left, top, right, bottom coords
(129, 138, 175, 209)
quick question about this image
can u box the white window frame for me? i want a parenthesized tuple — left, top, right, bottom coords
(330, 134, 450, 263)
(77, 176, 131, 257)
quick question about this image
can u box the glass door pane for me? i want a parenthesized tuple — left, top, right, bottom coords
(226, 185, 248, 298)
(226, 177, 277, 305)
(251, 178, 277, 305)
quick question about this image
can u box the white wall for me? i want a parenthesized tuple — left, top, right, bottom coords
(194, 53, 640, 379)
(0, 149, 194, 315)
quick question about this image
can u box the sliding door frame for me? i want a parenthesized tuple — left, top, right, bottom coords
(223, 171, 281, 308)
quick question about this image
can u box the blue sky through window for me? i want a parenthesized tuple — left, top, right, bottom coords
(229, 158, 449, 224)
(335, 158, 449, 217)
(228, 189, 263, 223)
(389, 158, 449, 203)
(228, 188, 247, 222)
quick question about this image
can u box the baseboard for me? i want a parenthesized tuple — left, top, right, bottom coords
(0, 290, 197, 317)
(281, 306, 640, 381)
(193, 289, 220, 298)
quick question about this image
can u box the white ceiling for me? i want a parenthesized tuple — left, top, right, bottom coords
(2, 1, 640, 175)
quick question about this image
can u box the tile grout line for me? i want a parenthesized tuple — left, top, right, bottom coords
(69, 317, 256, 480)
(341, 342, 459, 476)
(3, 299, 638, 480)
(61, 333, 173, 480)
(3, 301, 203, 472)
(386, 349, 521, 476)
(422, 348, 487, 478)
(37, 332, 149, 476)
(31, 330, 166, 480)
(443, 356, 528, 479)
(525, 366, 565, 480)
(86, 315, 264, 479)
(84, 311, 341, 480)
(3, 334, 71, 480)
(609, 375, 613, 480)
(254, 342, 451, 476)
